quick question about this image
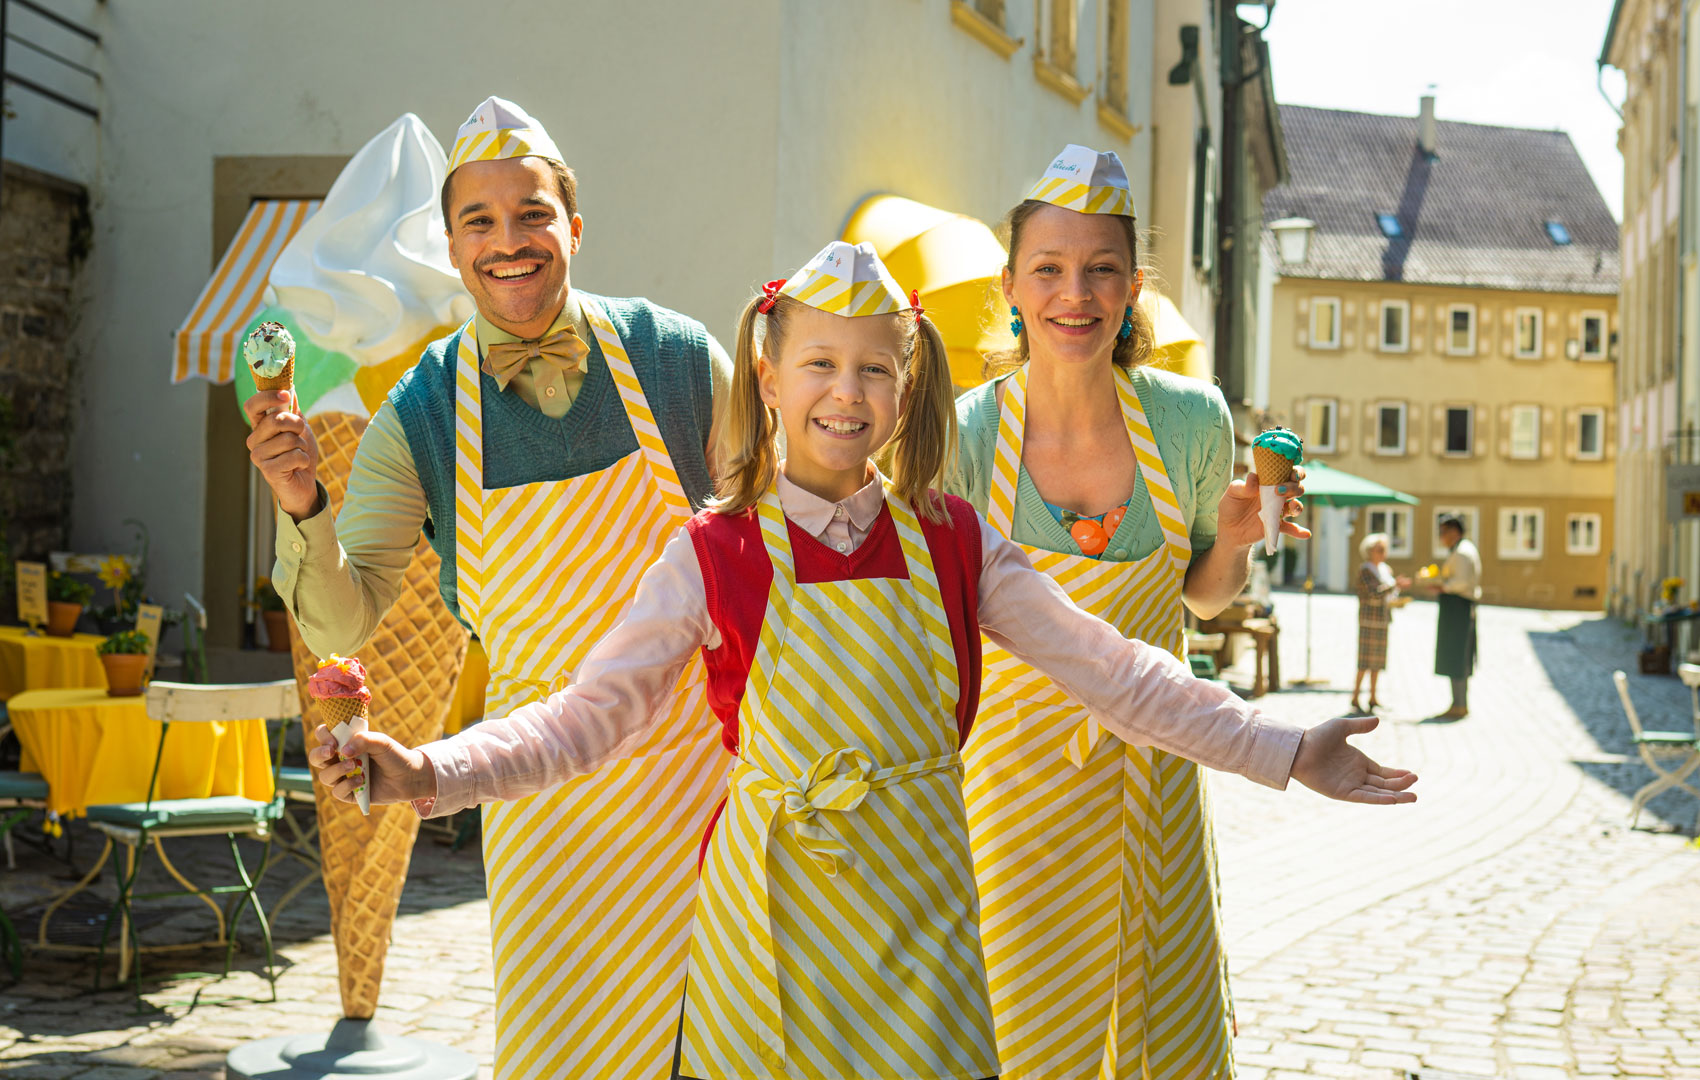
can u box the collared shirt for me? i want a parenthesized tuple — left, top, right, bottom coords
(774, 470, 887, 555)
(1440, 538, 1483, 600)
(412, 477, 1305, 818)
(474, 294, 586, 419)
(272, 292, 732, 659)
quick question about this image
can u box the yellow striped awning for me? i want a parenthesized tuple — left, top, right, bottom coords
(172, 199, 320, 384)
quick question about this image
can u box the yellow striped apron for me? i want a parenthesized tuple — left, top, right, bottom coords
(679, 485, 999, 1080)
(453, 302, 727, 1080)
(964, 365, 1234, 1080)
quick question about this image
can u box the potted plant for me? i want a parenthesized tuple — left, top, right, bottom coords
(46, 572, 94, 637)
(254, 578, 290, 652)
(97, 629, 151, 697)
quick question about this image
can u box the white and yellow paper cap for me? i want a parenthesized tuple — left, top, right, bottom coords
(1025, 144, 1135, 217)
(778, 241, 909, 317)
(447, 96, 563, 173)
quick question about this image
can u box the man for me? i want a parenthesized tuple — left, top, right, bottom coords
(1433, 514, 1481, 718)
(245, 97, 730, 1080)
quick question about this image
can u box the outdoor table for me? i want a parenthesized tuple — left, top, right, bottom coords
(0, 624, 108, 700)
(9, 688, 273, 819)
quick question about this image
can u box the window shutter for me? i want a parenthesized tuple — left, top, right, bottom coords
(1431, 404, 1446, 455)
(1474, 405, 1488, 457)
(1605, 407, 1617, 460)
(1478, 308, 1493, 356)
(1363, 399, 1378, 455)
(1564, 407, 1578, 460)
(1498, 405, 1512, 457)
(1338, 401, 1353, 446)
(1406, 402, 1422, 457)
(1541, 407, 1555, 459)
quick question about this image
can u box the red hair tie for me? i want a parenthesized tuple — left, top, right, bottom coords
(756, 278, 787, 315)
(909, 289, 924, 319)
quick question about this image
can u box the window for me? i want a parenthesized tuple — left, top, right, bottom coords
(1376, 402, 1407, 454)
(952, 0, 1022, 58)
(1444, 406, 1473, 455)
(1192, 135, 1218, 276)
(1101, 0, 1129, 120)
(1049, 0, 1077, 73)
(1576, 407, 1605, 460)
(1380, 300, 1410, 352)
(1546, 220, 1572, 245)
(1580, 311, 1608, 360)
(1566, 513, 1602, 555)
(1366, 506, 1413, 557)
(1447, 304, 1476, 355)
(1515, 307, 1543, 358)
(1433, 507, 1480, 554)
(1509, 404, 1541, 460)
(1310, 297, 1341, 349)
(1499, 507, 1545, 559)
(1377, 213, 1402, 238)
(1305, 398, 1338, 453)
(976, 0, 1005, 22)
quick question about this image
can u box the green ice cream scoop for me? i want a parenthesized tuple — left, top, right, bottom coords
(1252, 427, 1304, 465)
(244, 321, 295, 380)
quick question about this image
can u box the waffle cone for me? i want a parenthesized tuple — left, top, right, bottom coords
(286, 411, 469, 1020)
(253, 358, 294, 393)
(315, 695, 369, 731)
(1254, 444, 1295, 486)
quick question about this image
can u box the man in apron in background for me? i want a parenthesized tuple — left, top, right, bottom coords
(246, 97, 730, 1080)
(1432, 514, 1481, 718)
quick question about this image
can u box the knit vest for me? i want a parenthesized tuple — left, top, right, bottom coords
(389, 292, 716, 626)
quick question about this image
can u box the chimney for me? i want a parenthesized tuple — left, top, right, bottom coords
(1418, 93, 1438, 157)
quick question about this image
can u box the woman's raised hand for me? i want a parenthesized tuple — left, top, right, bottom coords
(1288, 714, 1418, 804)
(307, 724, 436, 807)
(1217, 467, 1310, 551)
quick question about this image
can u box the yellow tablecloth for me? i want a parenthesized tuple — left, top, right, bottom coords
(0, 624, 107, 700)
(11, 688, 274, 819)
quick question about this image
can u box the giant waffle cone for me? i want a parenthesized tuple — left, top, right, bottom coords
(1253, 444, 1294, 486)
(252, 359, 294, 393)
(286, 411, 470, 1020)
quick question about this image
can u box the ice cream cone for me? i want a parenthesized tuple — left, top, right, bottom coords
(1253, 444, 1295, 487)
(315, 694, 371, 815)
(288, 410, 470, 1020)
(1251, 430, 1304, 557)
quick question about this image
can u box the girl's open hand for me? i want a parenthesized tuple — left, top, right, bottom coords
(307, 724, 435, 806)
(1289, 715, 1418, 804)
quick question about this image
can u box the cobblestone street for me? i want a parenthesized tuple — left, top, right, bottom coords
(2, 591, 1698, 1078)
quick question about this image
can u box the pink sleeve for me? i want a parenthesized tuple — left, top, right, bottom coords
(410, 529, 716, 818)
(973, 518, 1302, 790)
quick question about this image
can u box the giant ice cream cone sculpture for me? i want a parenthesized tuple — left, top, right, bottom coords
(1252, 427, 1304, 555)
(252, 113, 475, 1020)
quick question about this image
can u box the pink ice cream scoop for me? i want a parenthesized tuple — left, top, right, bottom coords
(308, 655, 372, 703)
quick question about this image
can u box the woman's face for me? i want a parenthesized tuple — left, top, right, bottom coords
(1002, 204, 1139, 369)
(1369, 542, 1388, 564)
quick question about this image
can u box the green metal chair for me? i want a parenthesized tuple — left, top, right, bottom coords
(1613, 670, 1700, 833)
(80, 678, 298, 997)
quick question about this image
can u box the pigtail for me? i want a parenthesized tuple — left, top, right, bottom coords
(886, 312, 958, 523)
(707, 295, 781, 517)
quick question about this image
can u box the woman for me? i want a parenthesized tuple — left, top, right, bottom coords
(1353, 532, 1410, 714)
(952, 145, 1308, 1079)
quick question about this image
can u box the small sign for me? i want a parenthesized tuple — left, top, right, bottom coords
(16, 561, 47, 631)
(1669, 464, 1700, 520)
(135, 603, 164, 679)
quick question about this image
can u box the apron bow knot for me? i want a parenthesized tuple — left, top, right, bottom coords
(755, 748, 876, 875)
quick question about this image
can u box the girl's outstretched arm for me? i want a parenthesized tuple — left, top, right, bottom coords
(974, 519, 1416, 803)
(310, 529, 715, 816)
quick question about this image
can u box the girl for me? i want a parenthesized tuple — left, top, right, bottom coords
(311, 241, 1415, 1080)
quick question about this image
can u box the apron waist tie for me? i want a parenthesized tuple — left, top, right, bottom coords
(735, 747, 963, 1068)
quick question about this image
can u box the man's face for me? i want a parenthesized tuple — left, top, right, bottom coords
(445, 157, 581, 338)
(1439, 525, 1462, 550)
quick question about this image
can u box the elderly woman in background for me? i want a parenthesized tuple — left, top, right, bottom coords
(1354, 532, 1411, 714)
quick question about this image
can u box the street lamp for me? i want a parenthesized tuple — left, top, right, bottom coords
(1270, 218, 1315, 265)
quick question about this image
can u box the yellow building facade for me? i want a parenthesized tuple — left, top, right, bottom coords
(1266, 279, 1618, 608)
(1259, 103, 1620, 610)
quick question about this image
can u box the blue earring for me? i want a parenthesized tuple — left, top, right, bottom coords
(1119, 304, 1134, 341)
(1009, 305, 1024, 337)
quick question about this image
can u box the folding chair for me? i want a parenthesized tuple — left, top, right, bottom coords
(0, 708, 46, 978)
(79, 679, 297, 997)
(1612, 670, 1700, 832)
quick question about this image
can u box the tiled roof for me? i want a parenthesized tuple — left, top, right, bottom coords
(1263, 104, 1620, 295)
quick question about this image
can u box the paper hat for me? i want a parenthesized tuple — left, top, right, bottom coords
(447, 96, 564, 173)
(1025, 144, 1135, 217)
(778, 241, 910, 317)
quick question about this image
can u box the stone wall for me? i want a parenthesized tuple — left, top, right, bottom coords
(0, 161, 88, 573)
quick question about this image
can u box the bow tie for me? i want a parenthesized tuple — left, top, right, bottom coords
(481, 325, 590, 390)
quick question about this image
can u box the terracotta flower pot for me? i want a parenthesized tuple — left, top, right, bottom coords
(262, 609, 291, 653)
(101, 653, 148, 697)
(46, 602, 82, 638)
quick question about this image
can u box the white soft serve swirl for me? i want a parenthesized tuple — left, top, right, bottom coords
(267, 113, 474, 367)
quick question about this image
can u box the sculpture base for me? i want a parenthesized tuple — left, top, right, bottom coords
(226, 1019, 478, 1080)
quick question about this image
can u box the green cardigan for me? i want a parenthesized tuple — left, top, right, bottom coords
(951, 365, 1234, 563)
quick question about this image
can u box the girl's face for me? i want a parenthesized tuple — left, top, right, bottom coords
(758, 305, 905, 502)
(1002, 204, 1139, 368)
